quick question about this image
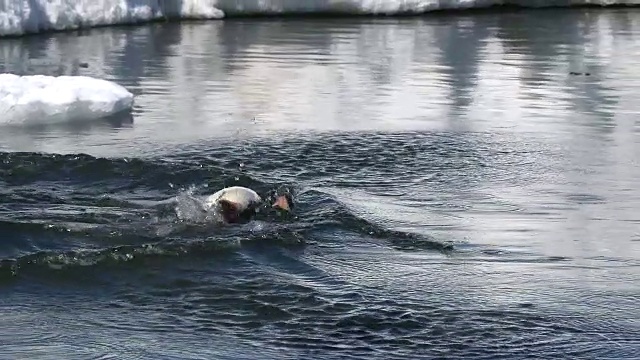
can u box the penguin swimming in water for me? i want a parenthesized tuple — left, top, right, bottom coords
(202, 186, 292, 224)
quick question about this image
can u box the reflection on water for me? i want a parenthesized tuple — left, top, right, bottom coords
(0, 9, 638, 156)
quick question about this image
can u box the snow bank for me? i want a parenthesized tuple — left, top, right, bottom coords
(0, 0, 224, 37)
(0, 0, 639, 36)
(0, 74, 134, 126)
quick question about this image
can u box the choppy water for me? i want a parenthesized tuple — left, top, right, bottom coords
(1, 8, 640, 360)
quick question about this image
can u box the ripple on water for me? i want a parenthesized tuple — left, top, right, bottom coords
(2, 10, 640, 358)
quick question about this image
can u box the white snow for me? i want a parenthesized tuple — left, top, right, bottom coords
(0, 74, 134, 126)
(0, 0, 639, 36)
(0, 0, 224, 37)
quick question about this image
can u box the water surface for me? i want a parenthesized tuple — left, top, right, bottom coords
(0, 8, 639, 359)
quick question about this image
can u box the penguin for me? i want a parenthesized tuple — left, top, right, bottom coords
(202, 186, 292, 224)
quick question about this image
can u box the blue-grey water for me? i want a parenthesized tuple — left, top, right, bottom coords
(1, 8, 639, 359)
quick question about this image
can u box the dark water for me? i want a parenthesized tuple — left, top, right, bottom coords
(1, 8, 640, 359)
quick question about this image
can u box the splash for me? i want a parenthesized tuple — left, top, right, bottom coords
(172, 184, 218, 223)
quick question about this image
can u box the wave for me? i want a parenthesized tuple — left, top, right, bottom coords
(1, 0, 638, 37)
(0, 189, 453, 284)
(0, 227, 304, 280)
(0, 150, 455, 283)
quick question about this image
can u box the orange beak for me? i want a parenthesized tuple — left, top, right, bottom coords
(272, 195, 290, 212)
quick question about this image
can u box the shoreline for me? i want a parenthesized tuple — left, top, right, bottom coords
(0, 3, 638, 39)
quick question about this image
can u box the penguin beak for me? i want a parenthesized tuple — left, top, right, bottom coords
(272, 195, 290, 212)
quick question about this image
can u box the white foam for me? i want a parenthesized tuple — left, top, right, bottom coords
(0, 74, 134, 126)
(0, 0, 638, 36)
